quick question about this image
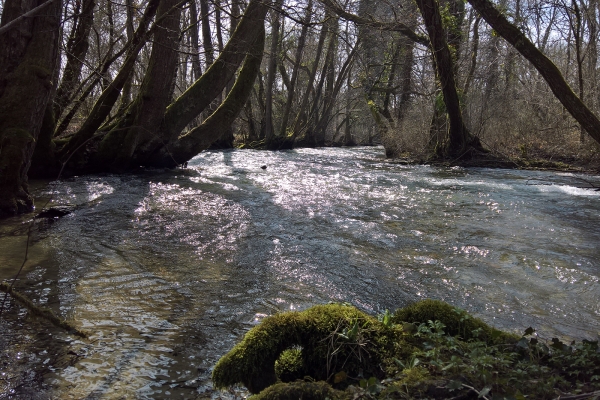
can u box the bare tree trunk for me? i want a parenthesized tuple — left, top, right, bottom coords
(148, 23, 265, 166)
(585, 0, 598, 117)
(416, 0, 483, 157)
(53, 0, 95, 119)
(264, 0, 284, 143)
(101, 0, 182, 170)
(210, 0, 241, 149)
(427, 0, 472, 156)
(0, 0, 62, 216)
(463, 14, 481, 97)
(200, 0, 214, 67)
(571, 0, 587, 142)
(189, 0, 203, 80)
(279, 0, 313, 137)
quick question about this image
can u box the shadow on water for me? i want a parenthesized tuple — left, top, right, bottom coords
(1, 147, 599, 398)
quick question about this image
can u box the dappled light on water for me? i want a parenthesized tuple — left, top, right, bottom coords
(1, 147, 599, 398)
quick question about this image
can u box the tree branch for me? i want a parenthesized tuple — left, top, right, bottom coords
(0, 0, 58, 35)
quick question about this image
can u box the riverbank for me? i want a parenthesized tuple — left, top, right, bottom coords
(213, 300, 600, 399)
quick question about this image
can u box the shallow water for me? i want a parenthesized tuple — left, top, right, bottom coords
(1, 146, 599, 398)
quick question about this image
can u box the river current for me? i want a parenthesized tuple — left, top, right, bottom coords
(1, 147, 599, 398)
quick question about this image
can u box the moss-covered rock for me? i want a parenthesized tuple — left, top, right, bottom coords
(391, 299, 518, 343)
(213, 300, 599, 399)
(212, 304, 404, 393)
(250, 380, 348, 400)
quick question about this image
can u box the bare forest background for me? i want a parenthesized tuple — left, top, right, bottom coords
(1, 0, 600, 216)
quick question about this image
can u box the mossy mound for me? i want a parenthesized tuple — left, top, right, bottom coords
(213, 300, 600, 399)
(251, 380, 347, 400)
(212, 303, 408, 393)
(391, 299, 518, 343)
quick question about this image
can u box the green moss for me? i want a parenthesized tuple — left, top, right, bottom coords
(213, 300, 599, 399)
(274, 348, 305, 382)
(212, 304, 399, 393)
(250, 380, 348, 400)
(392, 299, 518, 343)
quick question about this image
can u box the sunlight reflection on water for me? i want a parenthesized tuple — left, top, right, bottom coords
(1, 147, 599, 398)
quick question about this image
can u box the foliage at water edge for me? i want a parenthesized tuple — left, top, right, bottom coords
(212, 299, 600, 399)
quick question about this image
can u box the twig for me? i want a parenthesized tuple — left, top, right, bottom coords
(462, 383, 490, 400)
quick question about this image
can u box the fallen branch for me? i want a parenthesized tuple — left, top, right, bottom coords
(0, 282, 87, 338)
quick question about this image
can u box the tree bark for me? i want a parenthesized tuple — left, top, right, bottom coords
(0, 0, 62, 216)
(101, 0, 182, 170)
(264, 0, 284, 143)
(53, 0, 95, 119)
(416, 0, 482, 157)
(147, 23, 265, 167)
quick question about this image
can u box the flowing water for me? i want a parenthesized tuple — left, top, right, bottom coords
(1, 147, 599, 399)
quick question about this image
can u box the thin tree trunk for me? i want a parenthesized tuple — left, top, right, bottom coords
(279, 0, 313, 137)
(53, 0, 95, 119)
(190, 0, 203, 80)
(463, 14, 481, 96)
(264, 0, 283, 143)
(572, 0, 586, 142)
(200, 0, 214, 67)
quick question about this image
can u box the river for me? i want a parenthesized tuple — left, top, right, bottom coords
(1, 147, 599, 399)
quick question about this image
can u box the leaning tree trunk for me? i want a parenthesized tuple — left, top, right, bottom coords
(153, 0, 271, 152)
(146, 22, 266, 167)
(53, 0, 95, 120)
(467, 0, 600, 145)
(100, 0, 182, 171)
(94, 0, 269, 169)
(58, 0, 162, 162)
(0, 0, 62, 217)
(415, 0, 484, 158)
